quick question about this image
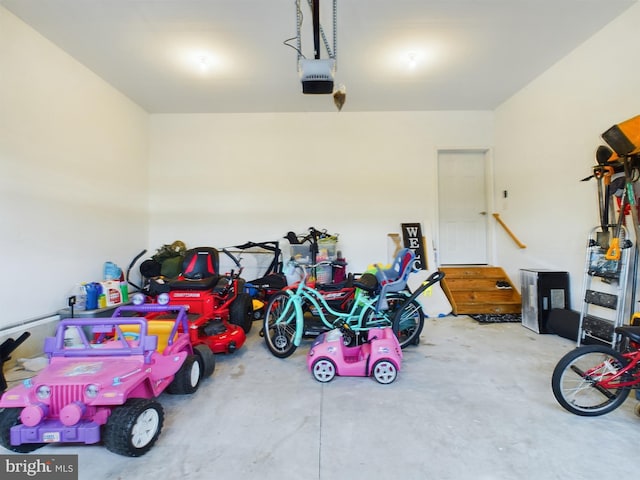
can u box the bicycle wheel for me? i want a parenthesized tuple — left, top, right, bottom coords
(360, 292, 405, 328)
(263, 291, 299, 358)
(391, 297, 425, 348)
(551, 345, 630, 416)
(360, 292, 424, 349)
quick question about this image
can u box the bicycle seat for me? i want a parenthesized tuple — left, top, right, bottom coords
(169, 247, 225, 291)
(353, 273, 378, 292)
(614, 325, 640, 344)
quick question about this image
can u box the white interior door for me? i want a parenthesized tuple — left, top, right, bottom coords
(437, 149, 489, 265)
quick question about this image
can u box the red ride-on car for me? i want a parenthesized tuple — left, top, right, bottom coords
(134, 247, 252, 356)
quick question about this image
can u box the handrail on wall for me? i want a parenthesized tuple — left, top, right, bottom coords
(492, 213, 526, 249)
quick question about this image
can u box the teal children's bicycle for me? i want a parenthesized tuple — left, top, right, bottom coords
(262, 248, 445, 358)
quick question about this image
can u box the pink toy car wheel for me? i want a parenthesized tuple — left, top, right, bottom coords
(372, 359, 397, 384)
(311, 358, 337, 383)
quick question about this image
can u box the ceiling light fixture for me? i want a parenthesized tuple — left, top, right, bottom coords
(198, 55, 209, 71)
(408, 52, 417, 70)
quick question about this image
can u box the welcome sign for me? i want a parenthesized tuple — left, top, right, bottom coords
(401, 223, 427, 270)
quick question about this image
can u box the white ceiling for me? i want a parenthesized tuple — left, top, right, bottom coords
(2, 0, 636, 113)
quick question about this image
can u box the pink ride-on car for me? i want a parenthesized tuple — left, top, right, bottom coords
(0, 304, 209, 457)
(307, 327, 403, 384)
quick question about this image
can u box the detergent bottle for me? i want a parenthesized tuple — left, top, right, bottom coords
(71, 284, 87, 311)
(85, 282, 101, 310)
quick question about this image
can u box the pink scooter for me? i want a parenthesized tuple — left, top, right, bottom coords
(307, 326, 403, 384)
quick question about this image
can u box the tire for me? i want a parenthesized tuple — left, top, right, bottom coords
(372, 359, 398, 384)
(361, 292, 406, 329)
(551, 345, 630, 416)
(194, 344, 216, 378)
(311, 358, 337, 382)
(263, 291, 299, 358)
(391, 298, 425, 348)
(0, 408, 44, 453)
(166, 355, 202, 395)
(230, 292, 253, 334)
(362, 292, 424, 348)
(103, 399, 164, 457)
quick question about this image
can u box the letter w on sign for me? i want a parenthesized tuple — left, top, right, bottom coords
(401, 223, 427, 270)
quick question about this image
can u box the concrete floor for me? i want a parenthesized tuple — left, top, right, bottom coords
(17, 316, 640, 480)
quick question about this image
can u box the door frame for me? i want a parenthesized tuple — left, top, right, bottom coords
(435, 147, 495, 266)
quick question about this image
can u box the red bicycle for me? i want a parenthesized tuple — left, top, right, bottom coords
(551, 325, 640, 416)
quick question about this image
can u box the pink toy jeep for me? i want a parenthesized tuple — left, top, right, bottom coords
(307, 327, 403, 384)
(0, 304, 209, 457)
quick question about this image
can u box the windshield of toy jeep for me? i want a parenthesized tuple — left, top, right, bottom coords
(46, 320, 156, 358)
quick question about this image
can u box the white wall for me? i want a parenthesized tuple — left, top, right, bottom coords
(149, 112, 493, 276)
(494, 3, 640, 310)
(0, 8, 149, 326)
